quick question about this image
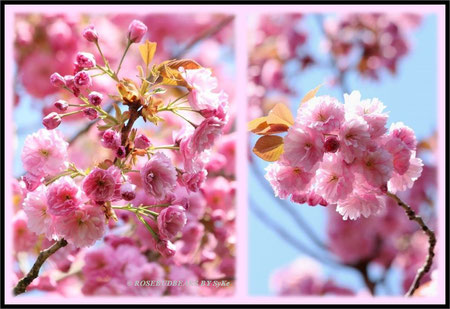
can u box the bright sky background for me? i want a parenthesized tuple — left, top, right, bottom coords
(249, 13, 437, 295)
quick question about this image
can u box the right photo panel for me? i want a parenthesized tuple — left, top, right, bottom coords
(248, 11, 439, 297)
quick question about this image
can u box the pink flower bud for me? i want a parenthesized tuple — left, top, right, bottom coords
(82, 25, 98, 42)
(64, 75, 74, 87)
(156, 240, 176, 258)
(101, 129, 121, 150)
(54, 100, 68, 111)
(42, 112, 62, 130)
(88, 91, 103, 106)
(83, 108, 98, 120)
(157, 205, 187, 240)
(22, 173, 42, 192)
(324, 136, 340, 153)
(49, 73, 66, 87)
(128, 20, 147, 43)
(73, 71, 92, 89)
(134, 133, 151, 149)
(116, 146, 126, 158)
(75, 52, 96, 69)
(120, 183, 136, 201)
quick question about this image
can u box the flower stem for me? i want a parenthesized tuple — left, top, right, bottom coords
(94, 40, 110, 71)
(172, 110, 198, 128)
(150, 145, 180, 151)
(386, 191, 436, 297)
(116, 40, 132, 78)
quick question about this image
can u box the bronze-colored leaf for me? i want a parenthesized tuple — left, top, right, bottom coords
(155, 59, 202, 87)
(248, 117, 268, 132)
(138, 40, 157, 67)
(301, 84, 323, 104)
(266, 103, 294, 127)
(252, 135, 284, 162)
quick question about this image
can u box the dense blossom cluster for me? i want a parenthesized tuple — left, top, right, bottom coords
(270, 257, 354, 296)
(264, 90, 423, 220)
(247, 14, 420, 120)
(14, 16, 235, 297)
(324, 13, 421, 79)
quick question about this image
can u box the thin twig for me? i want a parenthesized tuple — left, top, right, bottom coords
(13, 239, 68, 296)
(386, 192, 436, 297)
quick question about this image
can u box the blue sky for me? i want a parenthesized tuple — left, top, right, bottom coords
(249, 13, 437, 295)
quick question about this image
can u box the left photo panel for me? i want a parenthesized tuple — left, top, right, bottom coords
(9, 11, 236, 297)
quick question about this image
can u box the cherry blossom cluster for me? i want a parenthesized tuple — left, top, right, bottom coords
(15, 17, 235, 296)
(324, 13, 421, 79)
(248, 14, 312, 119)
(14, 13, 234, 114)
(263, 90, 423, 220)
(270, 257, 354, 296)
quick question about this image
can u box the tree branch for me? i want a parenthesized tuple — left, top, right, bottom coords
(386, 192, 436, 297)
(13, 239, 68, 296)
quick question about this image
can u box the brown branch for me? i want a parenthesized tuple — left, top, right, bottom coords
(13, 239, 68, 296)
(386, 192, 436, 297)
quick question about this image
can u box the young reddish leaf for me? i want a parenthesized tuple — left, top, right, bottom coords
(248, 117, 269, 132)
(138, 40, 157, 67)
(266, 103, 294, 127)
(301, 84, 323, 104)
(257, 123, 290, 135)
(252, 135, 284, 162)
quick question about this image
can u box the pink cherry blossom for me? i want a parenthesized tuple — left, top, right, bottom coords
(344, 90, 388, 138)
(265, 161, 313, 199)
(13, 211, 38, 252)
(82, 168, 117, 202)
(357, 149, 393, 188)
(384, 136, 411, 175)
(53, 203, 105, 248)
(314, 154, 354, 203)
(336, 188, 385, 220)
(82, 24, 98, 42)
(388, 152, 423, 193)
(181, 68, 229, 117)
(22, 185, 55, 239)
(389, 122, 417, 150)
(87, 91, 103, 106)
(73, 71, 92, 89)
(42, 112, 62, 130)
(101, 129, 121, 150)
(126, 263, 166, 296)
(157, 205, 187, 240)
(75, 52, 96, 69)
(46, 176, 83, 216)
(120, 183, 136, 201)
(283, 125, 324, 172)
(140, 152, 177, 201)
(128, 19, 147, 43)
(201, 176, 234, 211)
(134, 133, 151, 149)
(21, 129, 68, 177)
(338, 116, 371, 163)
(190, 117, 224, 154)
(297, 95, 345, 133)
(82, 245, 118, 279)
(54, 99, 68, 111)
